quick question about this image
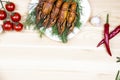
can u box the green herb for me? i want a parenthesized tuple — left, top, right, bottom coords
(39, 27, 46, 38)
(64, 0, 68, 2)
(24, 9, 36, 29)
(117, 57, 120, 63)
(52, 25, 59, 35)
(35, 18, 44, 30)
(52, 25, 68, 43)
(24, 8, 46, 37)
(116, 57, 120, 80)
(59, 28, 69, 43)
(74, 0, 82, 28)
(24, 8, 44, 30)
(116, 71, 120, 80)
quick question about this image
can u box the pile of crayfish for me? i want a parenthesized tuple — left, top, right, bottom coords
(35, 0, 78, 35)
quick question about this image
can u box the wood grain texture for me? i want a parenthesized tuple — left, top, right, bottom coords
(0, 0, 120, 80)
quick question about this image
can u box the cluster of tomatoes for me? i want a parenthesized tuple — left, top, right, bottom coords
(0, 1, 23, 32)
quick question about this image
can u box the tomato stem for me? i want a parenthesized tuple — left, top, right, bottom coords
(1, 0, 8, 2)
(0, 0, 5, 9)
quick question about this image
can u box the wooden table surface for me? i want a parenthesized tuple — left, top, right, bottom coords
(0, 0, 120, 80)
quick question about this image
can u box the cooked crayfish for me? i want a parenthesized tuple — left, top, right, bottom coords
(57, 2, 70, 34)
(67, 2, 77, 33)
(35, 0, 45, 24)
(41, 0, 56, 20)
(45, 0, 63, 28)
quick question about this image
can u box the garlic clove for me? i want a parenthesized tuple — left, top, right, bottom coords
(90, 16, 101, 26)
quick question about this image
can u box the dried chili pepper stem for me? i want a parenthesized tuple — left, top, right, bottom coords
(97, 25, 120, 47)
(104, 14, 112, 56)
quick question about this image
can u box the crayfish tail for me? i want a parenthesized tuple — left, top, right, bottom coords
(67, 23, 71, 28)
(68, 23, 74, 34)
(42, 15, 50, 27)
(47, 18, 57, 28)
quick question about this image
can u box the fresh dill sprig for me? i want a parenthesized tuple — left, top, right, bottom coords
(52, 25, 68, 43)
(24, 8, 46, 37)
(52, 25, 59, 35)
(116, 57, 120, 80)
(117, 57, 120, 63)
(59, 28, 68, 43)
(24, 9, 36, 29)
(115, 71, 120, 80)
(39, 27, 46, 38)
(74, 0, 82, 28)
(52, 24, 68, 43)
(24, 8, 44, 29)
(34, 18, 44, 30)
(63, 0, 68, 2)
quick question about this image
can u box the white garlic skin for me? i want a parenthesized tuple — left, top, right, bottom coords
(90, 16, 101, 26)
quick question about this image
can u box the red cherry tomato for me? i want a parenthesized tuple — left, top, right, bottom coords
(5, 2, 15, 12)
(13, 22, 23, 31)
(11, 12, 21, 22)
(2, 21, 13, 31)
(0, 10, 7, 20)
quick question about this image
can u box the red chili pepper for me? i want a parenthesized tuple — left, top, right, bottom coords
(104, 14, 112, 56)
(97, 25, 120, 47)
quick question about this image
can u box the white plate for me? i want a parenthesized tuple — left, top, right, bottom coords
(29, 0, 91, 41)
